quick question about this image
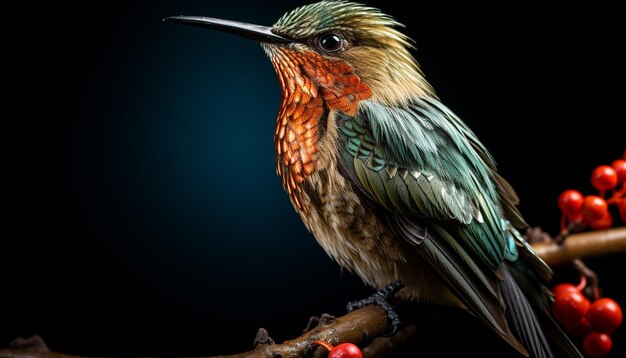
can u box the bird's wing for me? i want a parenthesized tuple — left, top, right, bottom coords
(335, 97, 554, 354)
(337, 97, 525, 268)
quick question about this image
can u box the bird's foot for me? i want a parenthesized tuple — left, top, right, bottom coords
(346, 281, 404, 336)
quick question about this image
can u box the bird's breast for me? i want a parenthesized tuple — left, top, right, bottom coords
(296, 160, 404, 287)
(268, 47, 371, 210)
(295, 160, 454, 303)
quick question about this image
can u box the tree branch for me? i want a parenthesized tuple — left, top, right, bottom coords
(530, 226, 626, 266)
(2, 226, 625, 358)
(0, 305, 456, 358)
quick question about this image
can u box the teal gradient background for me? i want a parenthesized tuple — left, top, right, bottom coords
(4, 1, 625, 356)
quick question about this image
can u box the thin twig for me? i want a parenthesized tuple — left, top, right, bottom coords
(554, 219, 587, 245)
(572, 258, 601, 301)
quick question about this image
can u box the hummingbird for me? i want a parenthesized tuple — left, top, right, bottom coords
(166, 1, 582, 357)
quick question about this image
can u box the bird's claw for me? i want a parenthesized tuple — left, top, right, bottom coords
(346, 281, 403, 336)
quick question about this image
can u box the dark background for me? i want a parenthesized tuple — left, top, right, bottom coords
(4, 0, 625, 357)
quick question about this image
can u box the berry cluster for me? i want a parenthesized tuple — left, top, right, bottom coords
(558, 154, 626, 231)
(552, 276, 623, 357)
(552, 152, 625, 357)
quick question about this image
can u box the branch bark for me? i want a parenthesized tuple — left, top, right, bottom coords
(530, 226, 626, 266)
(2, 226, 625, 358)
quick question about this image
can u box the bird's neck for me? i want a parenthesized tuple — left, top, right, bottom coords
(343, 47, 436, 106)
(268, 48, 372, 210)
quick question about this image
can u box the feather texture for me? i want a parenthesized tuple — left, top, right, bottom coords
(334, 96, 580, 357)
(338, 97, 521, 267)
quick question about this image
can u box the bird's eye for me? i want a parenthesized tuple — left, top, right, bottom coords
(318, 33, 344, 53)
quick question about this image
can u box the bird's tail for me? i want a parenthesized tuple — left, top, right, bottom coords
(500, 264, 583, 358)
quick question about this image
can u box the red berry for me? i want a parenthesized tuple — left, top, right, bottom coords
(588, 212, 614, 230)
(566, 212, 585, 223)
(558, 190, 584, 217)
(583, 332, 613, 358)
(329, 343, 363, 358)
(620, 199, 626, 222)
(311, 341, 362, 358)
(612, 159, 626, 183)
(587, 298, 623, 333)
(564, 316, 592, 337)
(591, 165, 619, 191)
(582, 196, 609, 221)
(552, 291, 590, 325)
(553, 283, 579, 297)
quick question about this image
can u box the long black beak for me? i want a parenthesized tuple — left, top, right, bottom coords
(164, 16, 290, 44)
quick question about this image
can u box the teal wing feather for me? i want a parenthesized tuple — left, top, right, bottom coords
(338, 97, 525, 268)
(336, 97, 581, 357)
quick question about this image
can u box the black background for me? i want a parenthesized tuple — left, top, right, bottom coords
(4, 1, 625, 357)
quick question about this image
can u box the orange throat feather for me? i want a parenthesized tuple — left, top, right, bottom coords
(268, 47, 372, 210)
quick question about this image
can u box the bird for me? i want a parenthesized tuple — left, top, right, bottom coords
(165, 1, 582, 357)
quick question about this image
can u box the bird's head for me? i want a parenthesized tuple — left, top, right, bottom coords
(167, 1, 435, 108)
